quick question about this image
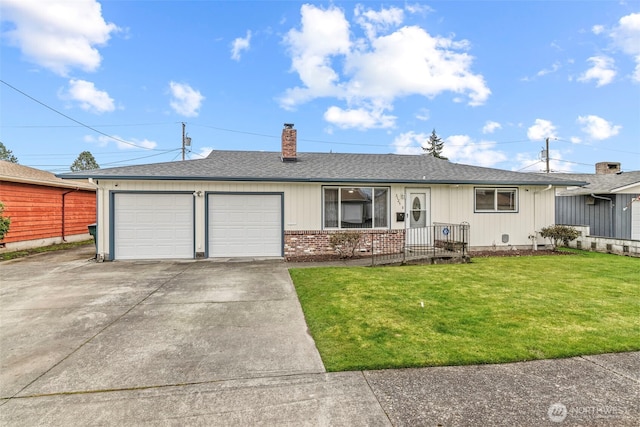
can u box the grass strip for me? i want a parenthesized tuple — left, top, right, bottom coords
(0, 240, 93, 261)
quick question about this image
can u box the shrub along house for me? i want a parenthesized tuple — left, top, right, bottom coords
(58, 124, 585, 261)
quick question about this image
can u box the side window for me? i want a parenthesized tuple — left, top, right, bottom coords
(475, 188, 517, 212)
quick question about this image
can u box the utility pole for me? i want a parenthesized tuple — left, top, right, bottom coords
(181, 122, 191, 161)
(545, 137, 550, 173)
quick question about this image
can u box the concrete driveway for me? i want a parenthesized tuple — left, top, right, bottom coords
(1, 246, 638, 426)
(0, 246, 388, 425)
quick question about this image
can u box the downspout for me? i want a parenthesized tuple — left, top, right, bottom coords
(590, 194, 614, 237)
(533, 185, 553, 250)
(61, 188, 79, 242)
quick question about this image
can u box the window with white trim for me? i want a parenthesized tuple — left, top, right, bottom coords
(475, 188, 518, 212)
(323, 187, 389, 229)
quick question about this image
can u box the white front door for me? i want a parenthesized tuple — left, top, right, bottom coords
(405, 189, 431, 246)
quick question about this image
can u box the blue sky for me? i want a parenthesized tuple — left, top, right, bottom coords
(1, 1, 639, 174)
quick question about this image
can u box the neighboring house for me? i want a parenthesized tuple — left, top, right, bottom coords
(0, 160, 97, 252)
(554, 162, 640, 240)
(58, 124, 585, 261)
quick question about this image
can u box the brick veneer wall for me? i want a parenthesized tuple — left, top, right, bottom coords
(284, 229, 406, 260)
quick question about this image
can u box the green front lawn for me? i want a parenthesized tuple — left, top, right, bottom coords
(290, 250, 640, 371)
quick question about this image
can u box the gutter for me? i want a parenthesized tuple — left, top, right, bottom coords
(56, 174, 588, 187)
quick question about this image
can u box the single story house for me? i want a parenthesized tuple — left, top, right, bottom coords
(58, 124, 586, 261)
(554, 162, 640, 240)
(0, 160, 97, 252)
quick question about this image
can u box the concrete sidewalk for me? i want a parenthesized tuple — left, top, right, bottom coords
(1, 246, 638, 426)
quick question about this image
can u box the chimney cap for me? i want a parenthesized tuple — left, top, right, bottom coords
(284, 123, 294, 129)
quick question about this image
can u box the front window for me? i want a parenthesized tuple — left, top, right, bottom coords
(475, 188, 517, 212)
(323, 187, 389, 228)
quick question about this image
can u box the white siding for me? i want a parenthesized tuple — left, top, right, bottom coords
(430, 185, 556, 248)
(94, 180, 560, 259)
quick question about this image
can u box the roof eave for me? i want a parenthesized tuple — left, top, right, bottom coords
(56, 174, 587, 186)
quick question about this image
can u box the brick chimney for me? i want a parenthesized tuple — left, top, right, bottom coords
(281, 123, 297, 161)
(595, 162, 621, 174)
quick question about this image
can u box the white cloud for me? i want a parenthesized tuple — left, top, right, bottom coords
(280, 4, 490, 129)
(482, 121, 502, 134)
(62, 79, 115, 113)
(577, 115, 621, 140)
(391, 131, 428, 155)
(536, 61, 561, 77)
(354, 4, 404, 39)
(231, 30, 251, 61)
(415, 108, 430, 121)
(391, 132, 507, 167)
(527, 119, 557, 141)
(1, 0, 119, 76)
(578, 56, 616, 86)
(592, 25, 605, 35)
(280, 4, 351, 110)
(609, 12, 640, 82)
(443, 135, 507, 167)
(168, 81, 205, 117)
(324, 105, 396, 129)
(84, 134, 157, 150)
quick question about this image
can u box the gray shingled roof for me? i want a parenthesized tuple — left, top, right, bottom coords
(57, 150, 587, 186)
(1, 160, 96, 190)
(553, 171, 640, 196)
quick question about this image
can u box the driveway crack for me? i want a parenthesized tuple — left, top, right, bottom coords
(578, 355, 640, 383)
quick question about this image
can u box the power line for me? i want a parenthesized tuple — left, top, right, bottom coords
(517, 160, 543, 172)
(0, 79, 167, 151)
(0, 122, 174, 129)
(100, 149, 182, 167)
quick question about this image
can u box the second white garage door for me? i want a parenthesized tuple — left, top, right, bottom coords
(208, 194, 282, 257)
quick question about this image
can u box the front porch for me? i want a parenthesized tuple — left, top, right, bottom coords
(284, 223, 470, 265)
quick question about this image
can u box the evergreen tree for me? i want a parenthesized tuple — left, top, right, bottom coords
(423, 129, 448, 160)
(0, 142, 18, 163)
(70, 151, 100, 171)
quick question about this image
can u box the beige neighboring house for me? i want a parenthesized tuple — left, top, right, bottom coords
(58, 124, 586, 261)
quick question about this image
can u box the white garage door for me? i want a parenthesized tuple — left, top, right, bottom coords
(208, 194, 282, 257)
(114, 193, 194, 260)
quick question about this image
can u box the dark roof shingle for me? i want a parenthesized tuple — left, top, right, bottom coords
(58, 150, 587, 186)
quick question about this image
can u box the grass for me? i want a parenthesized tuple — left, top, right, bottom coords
(290, 250, 640, 371)
(0, 239, 94, 261)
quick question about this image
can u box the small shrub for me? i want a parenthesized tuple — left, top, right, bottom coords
(539, 225, 580, 248)
(0, 202, 10, 241)
(329, 231, 362, 258)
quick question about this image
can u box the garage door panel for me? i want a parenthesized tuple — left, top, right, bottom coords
(208, 194, 282, 257)
(114, 193, 193, 260)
